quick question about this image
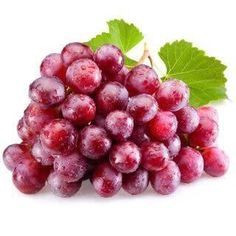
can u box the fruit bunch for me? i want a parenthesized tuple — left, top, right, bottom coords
(2, 42, 229, 198)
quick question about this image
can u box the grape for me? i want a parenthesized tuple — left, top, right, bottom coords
(175, 105, 200, 133)
(198, 106, 218, 123)
(17, 118, 36, 144)
(31, 139, 54, 166)
(163, 134, 181, 158)
(123, 168, 149, 195)
(107, 66, 129, 85)
(94, 44, 124, 74)
(129, 125, 150, 146)
(109, 141, 141, 173)
(48, 172, 81, 197)
(3, 143, 31, 171)
(61, 93, 96, 126)
(141, 141, 169, 171)
(93, 114, 106, 128)
(29, 77, 65, 106)
(105, 110, 134, 141)
(54, 152, 88, 182)
(189, 117, 218, 147)
(40, 53, 66, 83)
(40, 119, 78, 155)
(148, 111, 178, 141)
(202, 147, 229, 177)
(127, 94, 158, 123)
(150, 161, 180, 195)
(125, 64, 160, 96)
(66, 59, 102, 94)
(155, 79, 189, 111)
(13, 159, 50, 194)
(96, 81, 129, 115)
(79, 125, 111, 160)
(61, 42, 93, 66)
(175, 147, 204, 183)
(92, 162, 122, 197)
(24, 102, 58, 134)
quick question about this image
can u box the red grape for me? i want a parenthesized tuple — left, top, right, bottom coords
(48, 172, 81, 197)
(189, 117, 218, 147)
(54, 152, 88, 182)
(198, 106, 218, 123)
(93, 114, 106, 128)
(66, 59, 102, 94)
(150, 161, 180, 195)
(123, 168, 149, 195)
(13, 159, 50, 194)
(141, 141, 169, 171)
(202, 147, 229, 177)
(109, 141, 141, 173)
(40, 119, 78, 155)
(61, 93, 96, 126)
(155, 79, 189, 111)
(31, 139, 54, 166)
(127, 94, 158, 124)
(79, 125, 111, 159)
(175, 147, 204, 183)
(24, 102, 58, 134)
(96, 81, 129, 115)
(125, 64, 160, 96)
(107, 66, 129, 84)
(94, 44, 124, 74)
(163, 134, 181, 158)
(29, 77, 65, 106)
(129, 125, 150, 146)
(105, 110, 134, 141)
(17, 118, 36, 144)
(148, 111, 178, 141)
(40, 53, 66, 83)
(175, 105, 199, 133)
(61, 42, 93, 66)
(3, 143, 31, 171)
(92, 162, 122, 197)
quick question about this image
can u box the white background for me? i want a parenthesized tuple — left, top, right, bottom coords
(0, 0, 236, 235)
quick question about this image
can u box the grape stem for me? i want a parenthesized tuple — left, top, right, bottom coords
(137, 43, 153, 66)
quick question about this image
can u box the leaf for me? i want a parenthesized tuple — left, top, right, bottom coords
(107, 19, 144, 53)
(86, 19, 144, 67)
(159, 40, 227, 107)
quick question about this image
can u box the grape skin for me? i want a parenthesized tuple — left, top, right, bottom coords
(125, 64, 160, 96)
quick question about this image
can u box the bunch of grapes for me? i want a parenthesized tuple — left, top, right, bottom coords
(2, 42, 229, 197)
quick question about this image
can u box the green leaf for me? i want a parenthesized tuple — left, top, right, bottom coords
(107, 19, 144, 53)
(87, 19, 144, 67)
(86, 33, 112, 52)
(124, 56, 137, 67)
(159, 40, 227, 107)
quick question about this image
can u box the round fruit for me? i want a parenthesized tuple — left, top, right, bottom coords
(148, 111, 178, 141)
(92, 162, 122, 197)
(202, 147, 229, 177)
(150, 161, 180, 195)
(96, 81, 129, 115)
(127, 94, 158, 124)
(175, 147, 204, 183)
(29, 77, 65, 106)
(66, 59, 102, 94)
(109, 141, 141, 173)
(40, 119, 78, 155)
(125, 64, 160, 96)
(79, 125, 111, 159)
(94, 44, 124, 74)
(105, 110, 134, 141)
(141, 141, 169, 171)
(61, 93, 96, 126)
(155, 79, 189, 112)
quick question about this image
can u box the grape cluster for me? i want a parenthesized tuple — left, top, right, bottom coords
(3, 43, 229, 197)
